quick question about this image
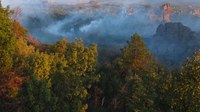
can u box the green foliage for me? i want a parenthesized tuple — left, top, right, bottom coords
(119, 34, 158, 112)
(89, 34, 159, 112)
(155, 52, 200, 112)
(0, 4, 15, 73)
(93, 62, 122, 111)
(50, 39, 99, 112)
(155, 70, 174, 112)
(21, 75, 52, 112)
(65, 39, 98, 77)
(172, 51, 200, 112)
(51, 72, 88, 112)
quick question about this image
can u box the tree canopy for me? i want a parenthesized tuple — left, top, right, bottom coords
(0, 2, 199, 112)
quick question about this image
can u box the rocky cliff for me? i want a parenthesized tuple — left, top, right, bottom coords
(151, 22, 200, 67)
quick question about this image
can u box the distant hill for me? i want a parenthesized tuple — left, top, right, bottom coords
(150, 22, 200, 67)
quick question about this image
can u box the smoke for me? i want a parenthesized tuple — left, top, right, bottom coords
(2, 0, 200, 8)
(139, 0, 200, 5)
(2, 0, 200, 45)
(3, 0, 200, 67)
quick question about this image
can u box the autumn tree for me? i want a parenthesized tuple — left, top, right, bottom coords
(90, 34, 159, 112)
(0, 3, 18, 111)
(0, 3, 15, 74)
(119, 33, 158, 111)
(28, 51, 53, 82)
(2, 1, 200, 111)
(121, 33, 157, 73)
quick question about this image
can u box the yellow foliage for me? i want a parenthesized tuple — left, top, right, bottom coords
(80, 104, 88, 112)
(15, 38, 34, 56)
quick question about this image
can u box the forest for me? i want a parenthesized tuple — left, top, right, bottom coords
(0, 2, 200, 112)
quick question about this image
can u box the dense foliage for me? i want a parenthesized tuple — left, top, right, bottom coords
(0, 3, 199, 112)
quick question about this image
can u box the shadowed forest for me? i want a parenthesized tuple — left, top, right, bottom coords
(0, 1, 200, 112)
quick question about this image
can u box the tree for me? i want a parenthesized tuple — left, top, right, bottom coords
(121, 33, 157, 74)
(51, 71, 89, 112)
(28, 51, 53, 83)
(120, 33, 158, 111)
(0, 3, 15, 73)
(12, 20, 27, 39)
(0, 3, 20, 111)
(51, 39, 99, 112)
(172, 51, 200, 112)
(89, 62, 122, 112)
(90, 34, 159, 112)
(13, 38, 35, 75)
(21, 75, 52, 112)
(52, 38, 68, 55)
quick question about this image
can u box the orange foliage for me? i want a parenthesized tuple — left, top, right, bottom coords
(12, 20, 27, 39)
(0, 71, 25, 100)
(27, 35, 40, 46)
(12, 21, 40, 46)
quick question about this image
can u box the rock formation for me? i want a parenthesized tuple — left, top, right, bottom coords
(151, 22, 200, 67)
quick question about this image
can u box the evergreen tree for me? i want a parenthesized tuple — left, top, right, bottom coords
(120, 33, 158, 111)
(121, 33, 157, 74)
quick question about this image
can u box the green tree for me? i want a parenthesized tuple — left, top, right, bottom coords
(91, 34, 159, 112)
(172, 51, 200, 112)
(21, 75, 52, 112)
(51, 39, 99, 112)
(89, 62, 122, 112)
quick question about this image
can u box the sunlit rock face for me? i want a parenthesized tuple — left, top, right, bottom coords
(162, 3, 173, 22)
(151, 22, 200, 67)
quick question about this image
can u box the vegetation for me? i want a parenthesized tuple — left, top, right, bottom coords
(0, 2, 199, 112)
